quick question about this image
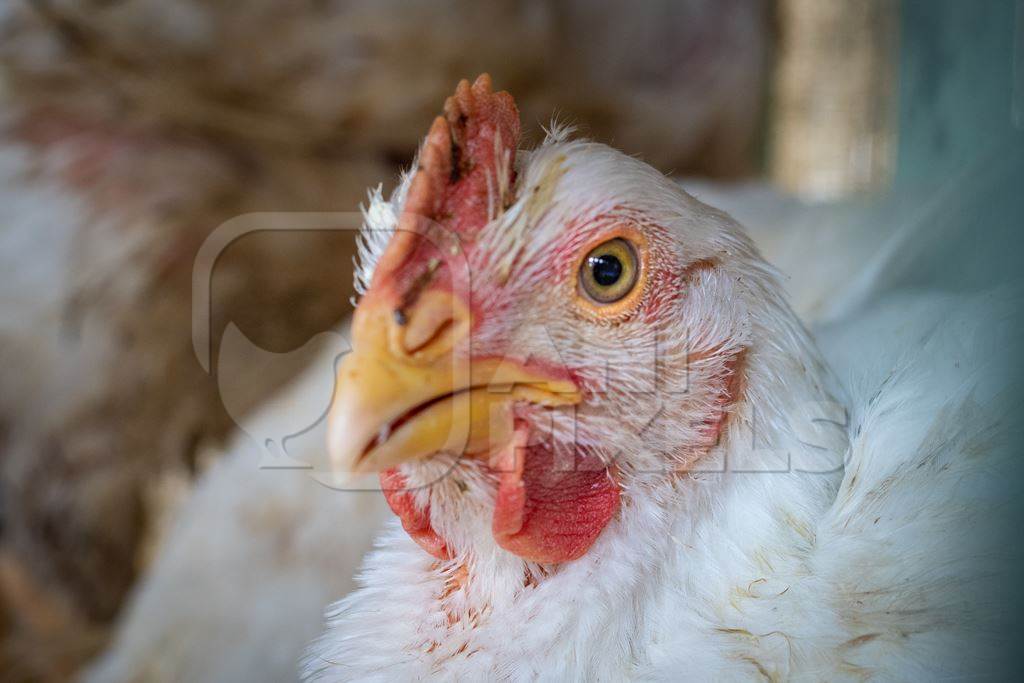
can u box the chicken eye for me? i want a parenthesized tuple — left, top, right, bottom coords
(579, 238, 639, 304)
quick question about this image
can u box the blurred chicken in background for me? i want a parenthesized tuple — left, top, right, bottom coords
(0, 1, 770, 679)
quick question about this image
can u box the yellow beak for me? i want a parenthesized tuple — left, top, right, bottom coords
(327, 290, 580, 476)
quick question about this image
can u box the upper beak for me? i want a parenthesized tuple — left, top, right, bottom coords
(328, 289, 580, 476)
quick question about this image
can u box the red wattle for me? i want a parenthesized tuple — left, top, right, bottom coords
(380, 468, 451, 560)
(492, 437, 620, 564)
(381, 434, 620, 565)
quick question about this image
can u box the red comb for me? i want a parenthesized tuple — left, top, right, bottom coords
(373, 74, 520, 287)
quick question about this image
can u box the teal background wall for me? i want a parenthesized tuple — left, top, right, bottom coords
(889, 0, 1023, 294)
(897, 0, 1021, 185)
(897, 1, 1024, 667)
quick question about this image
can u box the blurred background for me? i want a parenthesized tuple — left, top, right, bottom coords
(0, 0, 1021, 681)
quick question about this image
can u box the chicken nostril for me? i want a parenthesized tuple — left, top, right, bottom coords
(392, 290, 468, 360)
(403, 316, 455, 356)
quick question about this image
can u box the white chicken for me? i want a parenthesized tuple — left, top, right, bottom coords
(85, 74, 1022, 682)
(303, 76, 1023, 680)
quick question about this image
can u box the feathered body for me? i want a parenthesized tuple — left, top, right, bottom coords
(305, 80, 1023, 680)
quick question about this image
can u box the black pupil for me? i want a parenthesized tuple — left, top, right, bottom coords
(589, 253, 623, 287)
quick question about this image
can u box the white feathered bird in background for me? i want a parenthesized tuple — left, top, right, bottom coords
(304, 76, 1023, 680)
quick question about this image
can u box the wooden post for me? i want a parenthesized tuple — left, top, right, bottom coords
(770, 0, 900, 199)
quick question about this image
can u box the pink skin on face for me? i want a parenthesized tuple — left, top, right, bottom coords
(372, 76, 710, 564)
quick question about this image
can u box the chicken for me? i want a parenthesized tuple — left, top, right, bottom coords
(304, 76, 1023, 679)
(0, 4, 769, 671)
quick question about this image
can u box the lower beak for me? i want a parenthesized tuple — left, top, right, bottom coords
(327, 301, 580, 476)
